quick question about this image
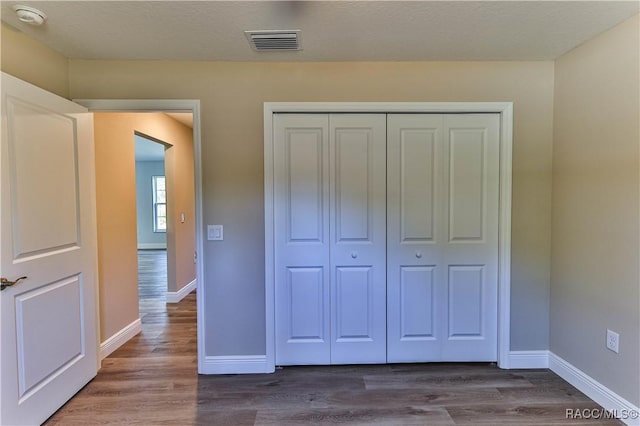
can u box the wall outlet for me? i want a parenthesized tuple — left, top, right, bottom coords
(606, 329, 619, 353)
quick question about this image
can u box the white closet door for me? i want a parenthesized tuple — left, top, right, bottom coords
(387, 114, 446, 362)
(387, 114, 499, 362)
(274, 114, 331, 365)
(329, 114, 387, 364)
(442, 114, 499, 360)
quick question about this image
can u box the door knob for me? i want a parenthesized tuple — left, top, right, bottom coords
(415, 251, 423, 259)
(351, 252, 358, 259)
(1, 276, 27, 291)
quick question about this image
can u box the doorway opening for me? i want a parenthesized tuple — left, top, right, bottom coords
(135, 134, 169, 317)
(78, 101, 203, 370)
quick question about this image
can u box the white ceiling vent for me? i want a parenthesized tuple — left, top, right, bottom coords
(244, 30, 301, 52)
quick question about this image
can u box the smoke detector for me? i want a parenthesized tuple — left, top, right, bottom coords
(13, 5, 47, 26)
(244, 30, 302, 51)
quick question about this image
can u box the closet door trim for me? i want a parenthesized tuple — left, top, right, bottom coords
(264, 102, 513, 373)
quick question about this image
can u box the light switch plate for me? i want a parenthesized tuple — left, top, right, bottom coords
(208, 225, 223, 241)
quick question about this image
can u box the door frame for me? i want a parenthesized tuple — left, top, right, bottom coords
(73, 99, 206, 373)
(264, 102, 514, 371)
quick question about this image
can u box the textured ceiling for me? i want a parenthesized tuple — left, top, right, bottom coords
(1, 1, 638, 61)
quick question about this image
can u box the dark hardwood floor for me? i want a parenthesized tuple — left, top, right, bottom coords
(45, 252, 620, 425)
(138, 249, 168, 300)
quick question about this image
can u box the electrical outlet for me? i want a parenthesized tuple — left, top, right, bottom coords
(606, 329, 619, 353)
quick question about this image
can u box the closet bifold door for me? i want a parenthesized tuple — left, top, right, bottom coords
(387, 114, 500, 363)
(274, 114, 331, 365)
(274, 113, 387, 365)
(387, 114, 445, 362)
(329, 114, 387, 364)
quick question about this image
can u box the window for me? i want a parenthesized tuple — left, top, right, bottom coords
(152, 175, 166, 232)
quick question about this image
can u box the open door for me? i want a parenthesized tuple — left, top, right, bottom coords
(0, 72, 99, 425)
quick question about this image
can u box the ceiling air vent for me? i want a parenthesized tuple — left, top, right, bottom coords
(244, 30, 301, 51)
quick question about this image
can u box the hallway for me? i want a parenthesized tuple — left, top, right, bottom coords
(138, 249, 169, 321)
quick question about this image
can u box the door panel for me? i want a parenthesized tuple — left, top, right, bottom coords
(16, 276, 84, 397)
(274, 114, 330, 365)
(387, 114, 445, 362)
(399, 128, 437, 242)
(448, 265, 484, 337)
(287, 130, 325, 242)
(387, 114, 499, 362)
(287, 267, 325, 341)
(334, 128, 373, 241)
(8, 99, 81, 257)
(399, 266, 435, 340)
(1, 72, 98, 426)
(441, 114, 499, 361)
(448, 127, 486, 242)
(335, 266, 373, 340)
(330, 114, 386, 364)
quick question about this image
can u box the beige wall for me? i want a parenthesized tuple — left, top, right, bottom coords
(0, 22, 69, 98)
(70, 60, 554, 356)
(94, 112, 196, 342)
(165, 118, 197, 293)
(551, 14, 640, 405)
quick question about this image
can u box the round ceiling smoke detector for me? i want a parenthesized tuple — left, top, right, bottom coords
(13, 5, 47, 26)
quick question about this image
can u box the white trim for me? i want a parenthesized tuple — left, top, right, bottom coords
(74, 99, 206, 374)
(99, 318, 142, 360)
(549, 352, 640, 426)
(137, 243, 166, 250)
(264, 102, 514, 114)
(201, 355, 269, 374)
(263, 105, 276, 373)
(167, 279, 196, 303)
(264, 102, 513, 372)
(497, 105, 513, 370)
(508, 350, 549, 369)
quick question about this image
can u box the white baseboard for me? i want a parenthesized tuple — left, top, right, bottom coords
(137, 243, 166, 249)
(99, 318, 142, 360)
(508, 350, 549, 369)
(549, 352, 640, 426)
(167, 278, 196, 303)
(200, 355, 270, 374)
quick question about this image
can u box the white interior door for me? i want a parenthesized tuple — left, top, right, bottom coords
(274, 114, 331, 365)
(1, 72, 99, 425)
(387, 114, 499, 362)
(329, 114, 386, 364)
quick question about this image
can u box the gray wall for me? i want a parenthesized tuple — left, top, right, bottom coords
(135, 161, 166, 248)
(551, 15, 639, 405)
(68, 60, 554, 357)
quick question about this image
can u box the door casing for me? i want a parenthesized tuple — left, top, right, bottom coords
(73, 99, 206, 373)
(264, 102, 514, 372)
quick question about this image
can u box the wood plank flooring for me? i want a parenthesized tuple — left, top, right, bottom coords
(137, 249, 168, 300)
(45, 252, 621, 425)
